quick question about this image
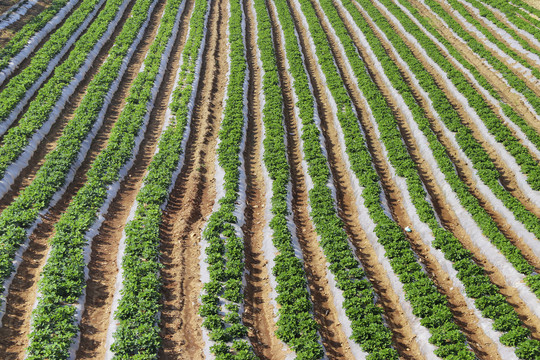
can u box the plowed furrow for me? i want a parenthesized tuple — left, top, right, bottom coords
(284, 0, 424, 358)
(353, 0, 540, 272)
(0, 0, 168, 356)
(241, 0, 288, 358)
(427, 0, 540, 93)
(74, 0, 195, 358)
(158, 0, 228, 357)
(267, 0, 354, 357)
(0, 0, 55, 49)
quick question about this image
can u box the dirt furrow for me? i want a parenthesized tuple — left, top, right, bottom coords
(284, 0, 424, 358)
(412, 0, 540, 98)
(74, 0, 195, 358)
(0, 0, 169, 357)
(371, 0, 540, 222)
(353, 0, 540, 273)
(0, 0, 137, 214)
(472, 1, 540, 55)
(0, 0, 101, 96)
(311, 0, 504, 357)
(365, 0, 540, 340)
(429, 0, 540, 91)
(241, 0, 289, 358)
(157, 0, 228, 357)
(266, 0, 355, 357)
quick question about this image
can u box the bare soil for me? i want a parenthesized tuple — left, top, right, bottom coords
(241, 0, 291, 358)
(157, 0, 228, 357)
(0, 0, 53, 48)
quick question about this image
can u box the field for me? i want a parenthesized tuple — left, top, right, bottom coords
(0, 0, 540, 358)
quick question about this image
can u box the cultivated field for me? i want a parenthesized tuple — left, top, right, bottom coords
(0, 0, 540, 358)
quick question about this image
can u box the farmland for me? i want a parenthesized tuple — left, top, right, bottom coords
(0, 0, 540, 358)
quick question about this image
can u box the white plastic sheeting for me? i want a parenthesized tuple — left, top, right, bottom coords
(340, 3, 521, 356)
(382, 0, 540, 236)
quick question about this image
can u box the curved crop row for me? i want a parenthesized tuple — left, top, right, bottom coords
(272, 0, 401, 358)
(109, 0, 210, 357)
(332, 0, 540, 357)
(287, 0, 475, 357)
(0, 0, 157, 317)
(0, 0, 103, 126)
(198, 0, 256, 358)
(478, 0, 540, 44)
(371, 0, 540, 294)
(444, 0, 540, 82)
(250, 0, 324, 358)
(388, 0, 540, 241)
(458, 0, 540, 62)
(25, 0, 185, 356)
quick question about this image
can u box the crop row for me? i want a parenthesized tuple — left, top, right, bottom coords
(391, 0, 540, 243)
(251, 0, 325, 358)
(0, 0, 156, 319)
(199, 0, 255, 358)
(25, 0, 184, 356)
(0, 0, 128, 196)
(485, 0, 540, 41)
(110, 0, 210, 356)
(298, 0, 501, 357)
(335, 0, 540, 357)
(417, 0, 540, 190)
(273, 0, 406, 358)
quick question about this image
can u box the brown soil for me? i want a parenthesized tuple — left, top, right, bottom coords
(157, 0, 228, 357)
(0, 0, 137, 213)
(525, 0, 540, 11)
(478, 1, 540, 55)
(418, 0, 540, 97)
(358, 0, 540, 272)
(0, 0, 53, 48)
(241, 0, 291, 359)
(365, 0, 540, 340)
(0, 0, 169, 357)
(267, 0, 356, 358)
(0, 0, 98, 92)
(411, 0, 540, 134)
(74, 0, 195, 358)
(285, 0, 426, 358)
